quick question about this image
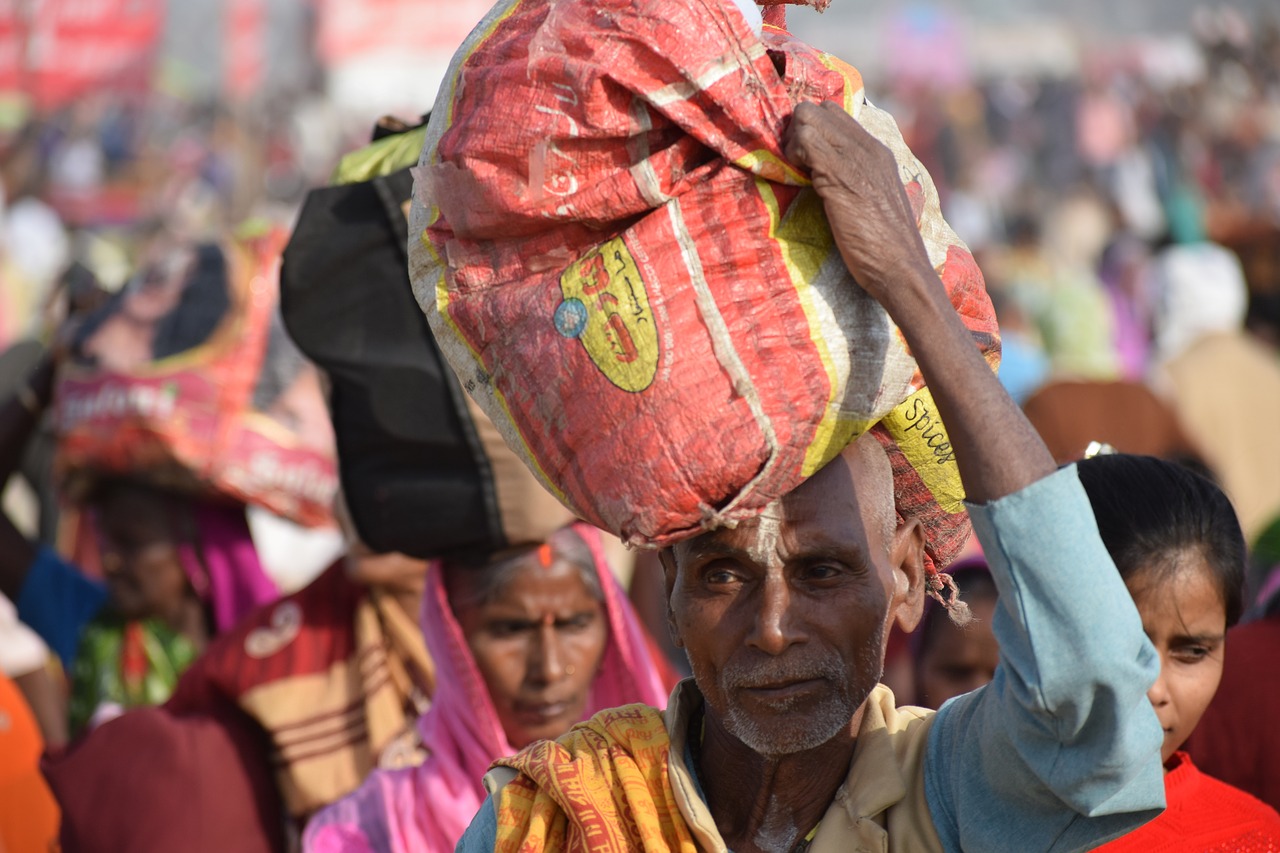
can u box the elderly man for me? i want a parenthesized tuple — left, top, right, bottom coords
(454, 102, 1166, 853)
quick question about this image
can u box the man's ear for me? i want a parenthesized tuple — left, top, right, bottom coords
(657, 548, 684, 649)
(889, 515, 927, 633)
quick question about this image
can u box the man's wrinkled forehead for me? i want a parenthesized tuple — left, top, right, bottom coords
(672, 433, 895, 563)
(765, 432, 894, 532)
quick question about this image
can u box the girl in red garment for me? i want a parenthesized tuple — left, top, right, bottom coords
(1078, 454, 1280, 852)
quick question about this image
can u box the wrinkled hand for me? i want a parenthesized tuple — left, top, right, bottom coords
(782, 101, 933, 309)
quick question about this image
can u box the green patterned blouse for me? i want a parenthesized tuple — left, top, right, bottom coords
(68, 617, 199, 735)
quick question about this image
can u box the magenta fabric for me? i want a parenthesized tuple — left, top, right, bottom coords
(302, 522, 672, 853)
(176, 502, 279, 634)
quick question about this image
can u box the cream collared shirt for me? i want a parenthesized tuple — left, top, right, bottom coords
(663, 679, 942, 853)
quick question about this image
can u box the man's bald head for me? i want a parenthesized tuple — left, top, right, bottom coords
(662, 430, 904, 581)
(839, 431, 898, 553)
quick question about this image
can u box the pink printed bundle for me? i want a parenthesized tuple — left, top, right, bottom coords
(56, 230, 338, 527)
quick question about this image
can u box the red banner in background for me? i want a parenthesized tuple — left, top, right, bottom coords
(0, 3, 25, 95)
(316, 0, 493, 64)
(0, 0, 164, 110)
(225, 0, 266, 100)
(314, 0, 496, 118)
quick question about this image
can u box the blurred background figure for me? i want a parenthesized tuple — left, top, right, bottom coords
(1021, 379, 1203, 467)
(0, 125, 69, 352)
(0, 216, 339, 745)
(0, 348, 289, 739)
(1148, 230, 1280, 544)
(303, 524, 676, 853)
(910, 555, 1000, 711)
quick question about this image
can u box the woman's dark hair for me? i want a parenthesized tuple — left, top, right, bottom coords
(1077, 454, 1246, 628)
(442, 527, 603, 613)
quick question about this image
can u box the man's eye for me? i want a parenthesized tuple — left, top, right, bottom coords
(703, 567, 740, 586)
(794, 561, 848, 583)
(803, 563, 842, 580)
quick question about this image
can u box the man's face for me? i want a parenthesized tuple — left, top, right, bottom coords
(664, 435, 925, 756)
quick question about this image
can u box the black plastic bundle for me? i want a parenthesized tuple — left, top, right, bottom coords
(280, 124, 533, 558)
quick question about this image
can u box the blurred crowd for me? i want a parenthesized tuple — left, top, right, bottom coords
(0, 2, 1278, 852)
(0, 88, 365, 358)
(881, 4, 1280, 567)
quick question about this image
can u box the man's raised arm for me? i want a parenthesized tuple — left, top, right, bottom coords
(785, 100, 1166, 853)
(783, 100, 1053, 504)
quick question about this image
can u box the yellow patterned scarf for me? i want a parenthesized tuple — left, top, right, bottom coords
(492, 703, 699, 852)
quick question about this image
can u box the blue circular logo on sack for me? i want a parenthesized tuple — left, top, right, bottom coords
(553, 298, 588, 339)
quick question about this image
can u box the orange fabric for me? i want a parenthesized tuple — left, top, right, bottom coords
(491, 704, 697, 852)
(0, 673, 60, 853)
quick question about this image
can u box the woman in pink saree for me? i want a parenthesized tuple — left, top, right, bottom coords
(303, 521, 676, 852)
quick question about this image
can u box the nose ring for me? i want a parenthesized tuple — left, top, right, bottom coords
(565, 664, 576, 676)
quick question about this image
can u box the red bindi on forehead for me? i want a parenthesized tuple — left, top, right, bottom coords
(537, 544, 554, 568)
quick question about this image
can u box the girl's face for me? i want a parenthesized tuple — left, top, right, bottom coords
(1126, 552, 1228, 765)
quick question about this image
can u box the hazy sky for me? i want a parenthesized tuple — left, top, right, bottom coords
(163, 0, 1276, 98)
(783, 0, 1275, 84)
(788, 0, 1274, 38)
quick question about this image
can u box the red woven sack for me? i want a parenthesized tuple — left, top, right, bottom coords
(411, 0, 998, 570)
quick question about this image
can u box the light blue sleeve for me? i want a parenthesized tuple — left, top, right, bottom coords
(16, 545, 108, 670)
(454, 795, 498, 853)
(924, 465, 1165, 853)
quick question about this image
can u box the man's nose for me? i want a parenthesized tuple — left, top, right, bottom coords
(746, 573, 805, 656)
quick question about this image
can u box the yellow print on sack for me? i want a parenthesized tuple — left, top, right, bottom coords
(882, 387, 966, 514)
(555, 238, 659, 393)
